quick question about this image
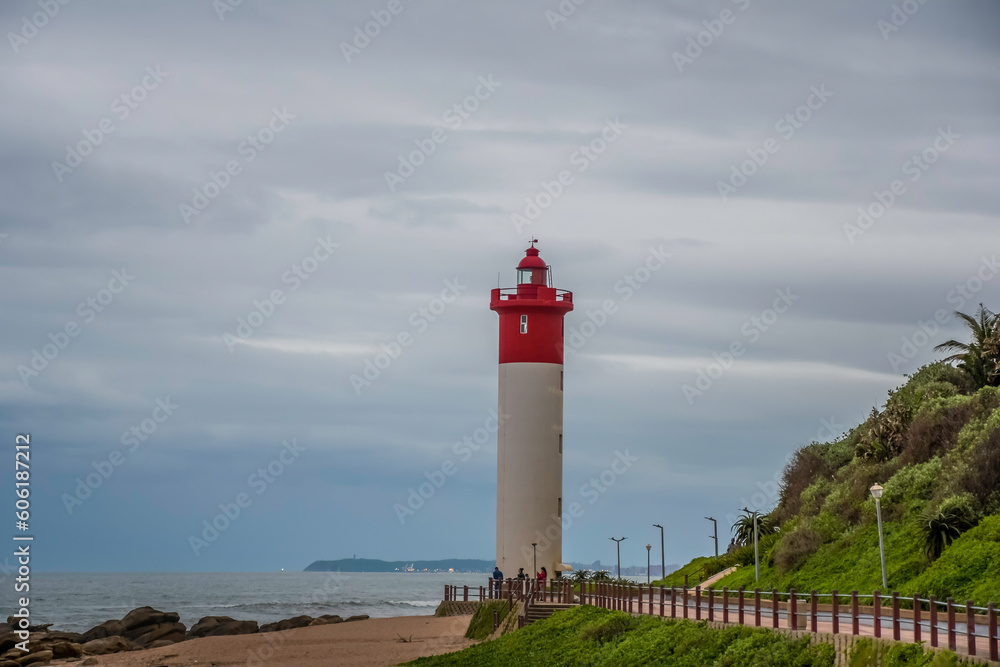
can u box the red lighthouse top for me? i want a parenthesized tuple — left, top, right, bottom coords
(491, 242, 573, 364)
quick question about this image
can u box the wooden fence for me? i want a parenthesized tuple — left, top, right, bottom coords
(581, 582, 998, 662)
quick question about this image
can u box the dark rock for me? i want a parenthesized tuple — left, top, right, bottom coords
(129, 623, 186, 647)
(0, 640, 14, 655)
(49, 642, 82, 660)
(15, 650, 51, 665)
(188, 617, 258, 639)
(307, 619, 327, 627)
(345, 615, 369, 623)
(81, 659, 99, 666)
(145, 640, 177, 649)
(80, 636, 133, 656)
(79, 621, 125, 644)
(0, 660, 19, 667)
(40, 632, 81, 643)
(319, 615, 343, 624)
(119, 608, 179, 633)
(258, 616, 313, 633)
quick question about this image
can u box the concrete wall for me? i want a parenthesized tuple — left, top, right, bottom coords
(496, 362, 564, 578)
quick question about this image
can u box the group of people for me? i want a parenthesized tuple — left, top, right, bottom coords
(493, 565, 547, 591)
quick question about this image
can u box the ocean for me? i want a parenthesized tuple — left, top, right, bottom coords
(12, 572, 489, 633)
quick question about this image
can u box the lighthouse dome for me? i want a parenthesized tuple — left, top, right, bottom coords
(517, 246, 547, 270)
(516, 244, 549, 285)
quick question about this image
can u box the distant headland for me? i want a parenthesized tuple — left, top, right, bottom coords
(302, 557, 678, 575)
(303, 558, 494, 573)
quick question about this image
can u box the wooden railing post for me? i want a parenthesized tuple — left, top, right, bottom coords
(789, 589, 797, 630)
(649, 585, 654, 615)
(966, 600, 976, 657)
(463, 585, 469, 602)
(988, 602, 997, 662)
(892, 592, 900, 641)
(708, 588, 715, 622)
(629, 584, 634, 614)
(638, 585, 643, 615)
(852, 591, 859, 636)
(947, 597, 957, 651)
(811, 590, 818, 633)
(671, 586, 677, 618)
(738, 587, 745, 625)
(773, 589, 780, 629)
(683, 586, 689, 619)
(912, 594, 920, 644)
(930, 595, 938, 648)
(832, 590, 839, 635)
(722, 587, 729, 624)
(873, 591, 881, 639)
(695, 586, 702, 621)
(754, 588, 761, 627)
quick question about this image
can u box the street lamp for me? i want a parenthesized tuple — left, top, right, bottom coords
(531, 542, 537, 577)
(743, 507, 760, 582)
(705, 516, 718, 560)
(870, 483, 888, 590)
(652, 524, 665, 580)
(646, 544, 652, 584)
(610, 537, 627, 579)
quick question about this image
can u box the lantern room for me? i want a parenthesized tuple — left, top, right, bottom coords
(516, 244, 550, 287)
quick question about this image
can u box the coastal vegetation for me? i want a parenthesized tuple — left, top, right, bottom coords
(655, 306, 1000, 605)
(411, 605, 837, 666)
(414, 606, 972, 666)
(464, 601, 511, 640)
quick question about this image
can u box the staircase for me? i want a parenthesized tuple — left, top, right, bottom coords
(524, 602, 577, 626)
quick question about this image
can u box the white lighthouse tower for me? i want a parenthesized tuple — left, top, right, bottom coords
(490, 242, 574, 578)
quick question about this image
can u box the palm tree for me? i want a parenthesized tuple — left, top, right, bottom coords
(571, 569, 590, 584)
(934, 304, 1000, 388)
(591, 570, 612, 582)
(732, 510, 776, 546)
(921, 506, 974, 561)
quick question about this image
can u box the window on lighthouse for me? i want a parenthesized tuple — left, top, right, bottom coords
(517, 268, 547, 285)
(520, 315, 528, 333)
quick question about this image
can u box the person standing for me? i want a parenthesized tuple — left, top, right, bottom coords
(493, 565, 504, 597)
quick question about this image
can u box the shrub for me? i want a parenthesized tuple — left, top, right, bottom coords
(774, 525, 822, 572)
(899, 403, 972, 466)
(812, 509, 847, 543)
(856, 397, 912, 462)
(577, 613, 637, 644)
(961, 427, 1000, 512)
(800, 478, 832, 518)
(882, 458, 941, 505)
(776, 444, 835, 522)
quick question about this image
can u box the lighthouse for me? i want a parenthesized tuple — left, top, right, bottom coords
(491, 241, 574, 578)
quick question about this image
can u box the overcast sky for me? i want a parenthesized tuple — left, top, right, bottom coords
(2, 1, 998, 575)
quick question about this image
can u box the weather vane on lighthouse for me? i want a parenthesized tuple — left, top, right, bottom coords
(490, 241, 574, 579)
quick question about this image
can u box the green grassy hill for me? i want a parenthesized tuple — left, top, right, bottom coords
(655, 355, 1000, 605)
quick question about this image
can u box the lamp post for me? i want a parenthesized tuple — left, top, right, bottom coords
(646, 544, 652, 584)
(743, 507, 760, 582)
(705, 516, 718, 560)
(531, 542, 537, 578)
(653, 524, 665, 580)
(870, 483, 888, 590)
(610, 537, 627, 579)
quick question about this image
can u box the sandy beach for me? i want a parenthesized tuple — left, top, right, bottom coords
(84, 615, 474, 667)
